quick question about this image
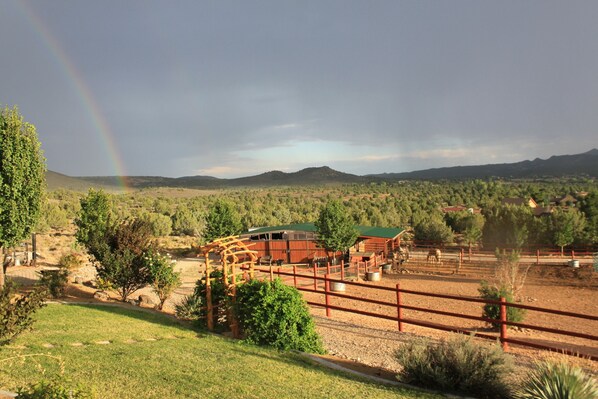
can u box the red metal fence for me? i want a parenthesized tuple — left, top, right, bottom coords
(242, 264, 598, 361)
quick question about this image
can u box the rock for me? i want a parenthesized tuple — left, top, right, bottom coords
(0, 389, 17, 398)
(93, 291, 109, 301)
(138, 294, 156, 307)
(73, 276, 85, 284)
(127, 298, 140, 306)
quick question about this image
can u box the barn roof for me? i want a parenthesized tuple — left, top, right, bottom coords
(245, 223, 405, 240)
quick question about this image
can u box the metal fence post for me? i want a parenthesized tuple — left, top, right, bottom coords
(500, 297, 509, 351)
(325, 274, 331, 317)
(396, 283, 403, 332)
(293, 265, 297, 288)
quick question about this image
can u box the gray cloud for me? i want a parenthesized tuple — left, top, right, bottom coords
(1, 0, 597, 177)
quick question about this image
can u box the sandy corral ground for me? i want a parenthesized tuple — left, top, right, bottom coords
(6, 231, 597, 381)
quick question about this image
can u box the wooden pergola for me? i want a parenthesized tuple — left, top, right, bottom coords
(199, 236, 258, 335)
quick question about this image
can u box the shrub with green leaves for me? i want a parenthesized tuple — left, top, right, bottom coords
(175, 294, 203, 321)
(92, 219, 156, 301)
(17, 379, 94, 399)
(141, 212, 173, 237)
(174, 271, 228, 330)
(395, 335, 512, 399)
(479, 281, 526, 329)
(37, 268, 69, 298)
(0, 282, 46, 345)
(235, 278, 324, 354)
(58, 252, 83, 270)
(146, 250, 181, 310)
(514, 361, 597, 399)
(171, 207, 202, 236)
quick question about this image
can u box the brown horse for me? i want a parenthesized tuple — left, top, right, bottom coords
(426, 248, 441, 264)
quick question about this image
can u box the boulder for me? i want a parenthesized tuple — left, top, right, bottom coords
(138, 294, 156, 307)
(93, 290, 109, 301)
(73, 276, 85, 285)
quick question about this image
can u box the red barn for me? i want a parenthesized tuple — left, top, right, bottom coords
(241, 223, 406, 264)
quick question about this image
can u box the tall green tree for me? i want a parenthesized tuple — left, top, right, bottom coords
(75, 189, 113, 261)
(0, 107, 46, 287)
(414, 215, 454, 244)
(483, 205, 533, 249)
(204, 199, 242, 242)
(171, 206, 202, 236)
(94, 219, 156, 301)
(549, 209, 586, 255)
(315, 200, 358, 259)
(579, 190, 598, 244)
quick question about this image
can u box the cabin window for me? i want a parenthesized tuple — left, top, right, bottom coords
(249, 234, 269, 241)
(290, 232, 315, 240)
(271, 232, 284, 240)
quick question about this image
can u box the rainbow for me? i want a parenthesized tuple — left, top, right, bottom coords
(18, 1, 129, 191)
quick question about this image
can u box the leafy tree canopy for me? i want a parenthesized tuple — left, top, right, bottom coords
(414, 215, 454, 244)
(0, 106, 46, 286)
(204, 199, 242, 242)
(315, 200, 359, 254)
(75, 189, 114, 260)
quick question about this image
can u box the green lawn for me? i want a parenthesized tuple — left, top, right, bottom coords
(0, 303, 440, 398)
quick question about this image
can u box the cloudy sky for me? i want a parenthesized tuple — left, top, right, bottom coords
(1, 1, 597, 178)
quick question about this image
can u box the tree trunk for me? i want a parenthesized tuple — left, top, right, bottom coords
(0, 249, 6, 288)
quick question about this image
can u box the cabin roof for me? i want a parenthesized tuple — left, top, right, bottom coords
(245, 223, 405, 240)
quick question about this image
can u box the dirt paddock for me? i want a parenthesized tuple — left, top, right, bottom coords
(247, 260, 597, 376)
(7, 232, 598, 379)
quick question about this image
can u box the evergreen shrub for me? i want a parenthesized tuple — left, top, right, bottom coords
(479, 281, 526, 329)
(395, 335, 512, 399)
(0, 282, 46, 345)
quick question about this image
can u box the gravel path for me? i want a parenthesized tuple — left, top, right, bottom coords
(313, 314, 408, 373)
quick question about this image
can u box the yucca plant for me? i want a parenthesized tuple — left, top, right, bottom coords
(514, 361, 598, 399)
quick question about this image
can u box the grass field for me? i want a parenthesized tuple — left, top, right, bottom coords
(0, 304, 440, 398)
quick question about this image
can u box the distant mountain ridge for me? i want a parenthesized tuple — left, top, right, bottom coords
(369, 149, 598, 180)
(46, 149, 598, 191)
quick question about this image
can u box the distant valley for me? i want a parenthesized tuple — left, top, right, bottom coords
(47, 149, 598, 191)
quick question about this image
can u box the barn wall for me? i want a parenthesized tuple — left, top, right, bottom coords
(248, 239, 328, 263)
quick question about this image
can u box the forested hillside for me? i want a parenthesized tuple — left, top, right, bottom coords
(38, 178, 598, 250)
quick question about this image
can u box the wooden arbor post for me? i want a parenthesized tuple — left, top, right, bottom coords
(199, 236, 258, 336)
(203, 252, 214, 332)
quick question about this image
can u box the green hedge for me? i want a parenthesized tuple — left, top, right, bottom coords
(235, 278, 324, 354)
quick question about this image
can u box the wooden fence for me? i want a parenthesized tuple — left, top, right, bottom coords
(412, 242, 598, 263)
(240, 264, 598, 361)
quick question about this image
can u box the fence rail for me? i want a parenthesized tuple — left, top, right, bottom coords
(240, 264, 598, 361)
